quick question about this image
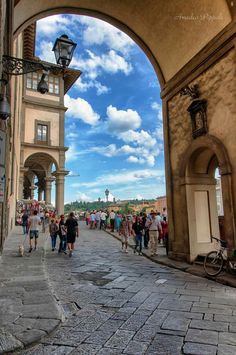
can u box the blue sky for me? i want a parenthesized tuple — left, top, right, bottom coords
(35, 14, 165, 203)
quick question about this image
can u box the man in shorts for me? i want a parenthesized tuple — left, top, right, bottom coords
(28, 210, 41, 252)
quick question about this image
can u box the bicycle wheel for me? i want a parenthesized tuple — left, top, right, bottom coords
(204, 251, 224, 276)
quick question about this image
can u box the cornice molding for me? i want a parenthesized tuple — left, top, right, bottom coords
(23, 95, 67, 111)
(21, 142, 68, 151)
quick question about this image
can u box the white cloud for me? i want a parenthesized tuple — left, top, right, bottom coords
(127, 154, 155, 167)
(91, 144, 143, 158)
(65, 94, 100, 126)
(79, 16, 134, 54)
(72, 49, 132, 79)
(146, 155, 155, 167)
(151, 101, 163, 122)
(38, 40, 56, 63)
(119, 129, 156, 148)
(37, 15, 71, 36)
(94, 82, 110, 95)
(154, 127, 164, 141)
(90, 139, 159, 166)
(74, 169, 165, 188)
(77, 192, 91, 202)
(65, 143, 80, 162)
(75, 78, 110, 95)
(106, 105, 141, 133)
(91, 144, 117, 157)
(66, 132, 79, 140)
(127, 156, 145, 164)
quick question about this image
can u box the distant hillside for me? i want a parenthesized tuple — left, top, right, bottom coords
(64, 199, 156, 213)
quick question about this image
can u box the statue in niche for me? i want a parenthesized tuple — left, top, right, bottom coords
(187, 99, 208, 139)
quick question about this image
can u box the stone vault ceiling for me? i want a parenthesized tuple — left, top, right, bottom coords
(14, 0, 232, 83)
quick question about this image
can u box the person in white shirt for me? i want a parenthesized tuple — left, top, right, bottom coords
(109, 210, 115, 232)
(100, 210, 107, 230)
(95, 211, 101, 229)
(145, 210, 162, 256)
(28, 210, 41, 252)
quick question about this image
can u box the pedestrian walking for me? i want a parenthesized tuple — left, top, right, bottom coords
(49, 219, 59, 251)
(28, 210, 41, 252)
(133, 216, 143, 255)
(109, 210, 115, 232)
(100, 210, 107, 230)
(65, 212, 79, 257)
(127, 213, 133, 236)
(21, 210, 29, 235)
(58, 215, 67, 254)
(145, 210, 162, 256)
(119, 215, 129, 253)
(115, 211, 122, 232)
(161, 217, 168, 255)
(90, 211, 96, 229)
(95, 210, 101, 229)
(142, 213, 149, 249)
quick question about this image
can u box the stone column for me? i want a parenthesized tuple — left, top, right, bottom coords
(18, 168, 28, 200)
(29, 185, 36, 199)
(54, 171, 68, 215)
(44, 177, 54, 205)
(38, 188, 43, 202)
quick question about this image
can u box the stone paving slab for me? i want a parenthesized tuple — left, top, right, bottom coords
(183, 342, 217, 355)
(0, 226, 63, 353)
(3, 222, 236, 354)
(106, 228, 236, 288)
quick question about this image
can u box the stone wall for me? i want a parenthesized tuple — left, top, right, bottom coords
(168, 48, 236, 259)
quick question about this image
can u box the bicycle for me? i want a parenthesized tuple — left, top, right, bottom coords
(203, 236, 236, 276)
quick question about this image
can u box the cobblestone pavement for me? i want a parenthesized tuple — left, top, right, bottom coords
(14, 222, 236, 355)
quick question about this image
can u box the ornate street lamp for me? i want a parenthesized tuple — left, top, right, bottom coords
(105, 189, 109, 202)
(0, 34, 77, 120)
(52, 34, 77, 68)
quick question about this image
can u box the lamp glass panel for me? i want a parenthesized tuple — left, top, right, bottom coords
(32, 80, 37, 90)
(49, 83, 54, 93)
(26, 78, 32, 89)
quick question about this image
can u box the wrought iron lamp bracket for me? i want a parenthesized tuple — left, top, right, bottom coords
(2, 55, 48, 76)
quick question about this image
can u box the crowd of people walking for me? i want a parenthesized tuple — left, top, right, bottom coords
(84, 208, 168, 256)
(20, 207, 168, 258)
(21, 210, 79, 257)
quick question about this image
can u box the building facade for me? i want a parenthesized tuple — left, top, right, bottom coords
(19, 24, 81, 216)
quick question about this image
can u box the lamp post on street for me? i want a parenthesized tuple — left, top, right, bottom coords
(105, 189, 109, 203)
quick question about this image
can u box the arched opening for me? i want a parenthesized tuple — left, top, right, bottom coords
(181, 136, 235, 261)
(12, 11, 165, 218)
(23, 152, 59, 205)
(13, 0, 232, 84)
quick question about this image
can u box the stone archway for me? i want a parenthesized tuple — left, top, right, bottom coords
(180, 135, 235, 261)
(22, 152, 59, 204)
(13, 0, 232, 86)
(5, 0, 235, 260)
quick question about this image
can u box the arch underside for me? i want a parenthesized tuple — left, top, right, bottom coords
(14, 0, 232, 85)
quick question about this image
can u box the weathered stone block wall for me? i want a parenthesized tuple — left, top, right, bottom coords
(168, 48, 236, 258)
